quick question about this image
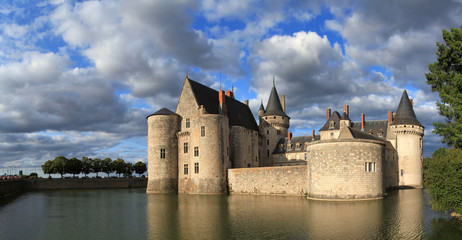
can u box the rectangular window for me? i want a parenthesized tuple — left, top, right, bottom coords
(277, 130, 281, 135)
(201, 126, 205, 137)
(267, 139, 269, 145)
(365, 162, 376, 172)
(194, 146, 199, 157)
(267, 130, 269, 135)
(160, 149, 166, 159)
(401, 169, 404, 177)
(304, 153, 307, 161)
(194, 162, 199, 174)
(186, 118, 190, 128)
(184, 142, 188, 153)
(184, 164, 188, 175)
(267, 150, 269, 157)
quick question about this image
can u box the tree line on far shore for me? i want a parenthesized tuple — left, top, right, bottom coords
(41, 156, 147, 178)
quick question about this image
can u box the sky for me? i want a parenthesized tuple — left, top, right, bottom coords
(1, 0, 461, 169)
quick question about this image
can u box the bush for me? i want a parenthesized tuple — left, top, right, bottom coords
(424, 148, 462, 214)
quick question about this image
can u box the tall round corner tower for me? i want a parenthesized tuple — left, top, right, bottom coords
(390, 90, 424, 188)
(146, 108, 180, 193)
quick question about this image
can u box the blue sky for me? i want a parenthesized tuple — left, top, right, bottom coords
(1, 0, 461, 169)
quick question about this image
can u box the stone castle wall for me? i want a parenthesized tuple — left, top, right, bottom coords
(306, 139, 385, 200)
(1, 178, 147, 199)
(228, 166, 307, 196)
(230, 126, 259, 168)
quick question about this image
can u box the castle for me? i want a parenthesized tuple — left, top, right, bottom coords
(146, 75, 424, 200)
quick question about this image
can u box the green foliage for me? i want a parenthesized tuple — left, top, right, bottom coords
(424, 148, 462, 214)
(53, 156, 68, 178)
(81, 156, 92, 177)
(101, 158, 113, 177)
(124, 162, 134, 177)
(42, 160, 54, 177)
(113, 158, 126, 178)
(66, 157, 83, 177)
(133, 161, 147, 177)
(92, 158, 102, 177)
(425, 26, 462, 148)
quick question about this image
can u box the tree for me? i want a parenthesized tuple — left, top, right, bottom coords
(424, 148, 462, 215)
(134, 161, 147, 177)
(53, 156, 68, 178)
(124, 162, 134, 177)
(66, 157, 82, 177)
(425, 26, 462, 148)
(42, 160, 54, 178)
(92, 158, 102, 177)
(113, 158, 126, 178)
(81, 156, 92, 177)
(101, 158, 113, 177)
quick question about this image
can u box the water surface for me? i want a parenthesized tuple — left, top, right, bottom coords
(1, 189, 461, 239)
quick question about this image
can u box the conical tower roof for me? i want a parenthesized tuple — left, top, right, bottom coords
(146, 107, 178, 119)
(259, 100, 265, 111)
(390, 90, 423, 127)
(263, 85, 288, 117)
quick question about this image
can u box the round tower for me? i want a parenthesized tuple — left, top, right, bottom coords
(146, 108, 180, 193)
(260, 82, 290, 161)
(390, 90, 424, 188)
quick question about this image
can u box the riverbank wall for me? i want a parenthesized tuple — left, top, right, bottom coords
(228, 166, 307, 196)
(0, 178, 147, 199)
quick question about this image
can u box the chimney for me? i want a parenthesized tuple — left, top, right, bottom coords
(410, 99, 413, 107)
(388, 111, 393, 124)
(288, 132, 292, 142)
(361, 113, 365, 131)
(226, 90, 234, 99)
(281, 94, 285, 112)
(245, 100, 249, 106)
(312, 130, 315, 140)
(219, 90, 226, 114)
(326, 108, 331, 120)
(343, 105, 349, 116)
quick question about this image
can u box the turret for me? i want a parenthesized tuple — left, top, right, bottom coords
(146, 108, 180, 193)
(260, 82, 290, 163)
(258, 100, 265, 117)
(390, 90, 424, 188)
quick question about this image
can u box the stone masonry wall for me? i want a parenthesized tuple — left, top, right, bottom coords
(228, 166, 307, 196)
(307, 139, 385, 200)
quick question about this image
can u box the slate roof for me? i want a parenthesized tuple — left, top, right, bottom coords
(391, 90, 423, 127)
(146, 107, 178, 118)
(347, 127, 386, 141)
(187, 78, 259, 131)
(259, 101, 265, 111)
(273, 135, 321, 154)
(263, 85, 288, 117)
(351, 120, 388, 139)
(340, 112, 351, 121)
(319, 111, 342, 131)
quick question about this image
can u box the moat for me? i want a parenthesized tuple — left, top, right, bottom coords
(1, 188, 461, 239)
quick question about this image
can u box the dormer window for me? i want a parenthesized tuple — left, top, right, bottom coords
(329, 121, 335, 129)
(295, 143, 300, 151)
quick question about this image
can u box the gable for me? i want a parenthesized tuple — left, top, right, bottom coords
(176, 77, 199, 116)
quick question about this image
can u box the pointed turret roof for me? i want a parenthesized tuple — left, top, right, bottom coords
(391, 90, 423, 127)
(259, 100, 265, 111)
(263, 85, 288, 117)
